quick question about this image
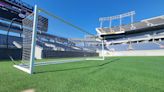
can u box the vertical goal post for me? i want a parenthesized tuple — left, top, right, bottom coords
(14, 5, 105, 74)
(29, 5, 38, 74)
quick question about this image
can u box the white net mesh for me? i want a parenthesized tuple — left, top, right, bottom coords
(15, 6, 105, 74)
(22, 13, 34, 67)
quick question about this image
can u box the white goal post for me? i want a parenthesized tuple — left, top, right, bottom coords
(14, 5, 38, 74)
(14, 5, 105, 74)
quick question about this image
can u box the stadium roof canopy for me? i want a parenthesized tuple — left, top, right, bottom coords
(96, 15, 164, 39)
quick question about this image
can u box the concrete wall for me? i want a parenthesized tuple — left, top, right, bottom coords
(42, 50, 98, 58)
(104, 50, 164, 56)
(1, 48, 163, 60)
(0, 46, 43, 60)
(0, 48, 22, 60)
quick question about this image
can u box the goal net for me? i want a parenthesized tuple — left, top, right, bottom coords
(14, 5, 105, 74)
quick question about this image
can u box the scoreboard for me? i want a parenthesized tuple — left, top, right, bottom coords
(0, 0, 48, 32)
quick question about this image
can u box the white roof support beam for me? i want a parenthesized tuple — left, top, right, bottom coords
(99, 11, 136, 31)
(99, 11, 135, 21)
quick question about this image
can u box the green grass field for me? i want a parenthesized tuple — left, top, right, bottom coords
(0, 56, 164, 92)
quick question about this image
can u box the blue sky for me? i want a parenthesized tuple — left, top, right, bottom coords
(23, 0, 164, 35)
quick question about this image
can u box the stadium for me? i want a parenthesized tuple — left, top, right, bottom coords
(0, 0, 164, 92)
(97, 12, 164, 56)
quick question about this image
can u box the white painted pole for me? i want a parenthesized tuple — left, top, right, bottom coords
(29, 5, 38, 74)
(120, 15, 122, 32)
(131, 14, 134, 27)
(109, 19, 112, 32)
(100, 21, 103, 28)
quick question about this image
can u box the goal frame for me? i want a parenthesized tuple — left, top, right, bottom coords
(14, 5, 105, 74)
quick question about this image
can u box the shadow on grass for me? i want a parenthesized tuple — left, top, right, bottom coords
(35, 58, 120, 74)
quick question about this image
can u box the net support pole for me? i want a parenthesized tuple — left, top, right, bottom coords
(29, 5, 38, 74)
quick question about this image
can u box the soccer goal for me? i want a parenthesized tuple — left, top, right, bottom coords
(14, 5, 105, 74)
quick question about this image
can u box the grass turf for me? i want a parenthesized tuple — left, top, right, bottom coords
(0, 56, 164, 92)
